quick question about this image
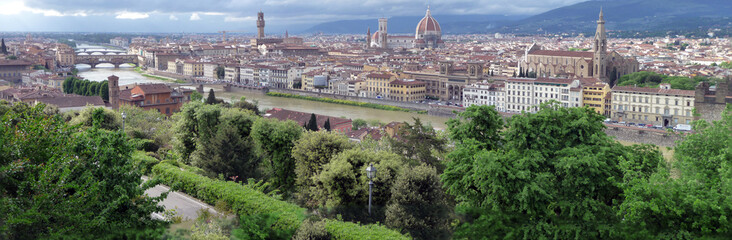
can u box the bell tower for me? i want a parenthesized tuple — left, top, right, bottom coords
(108, 75, 120, 109)
(366, 27, 371, 48)
(257, 11, 265, 39)
(378, 18, 388, 49)
(593, 8, 608, 81)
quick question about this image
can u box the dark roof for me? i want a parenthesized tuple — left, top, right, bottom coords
(264, 108, 351, 129)
(390, 80, 425, 86)
(35, 95, 105, 108)
(366, 73, 393, 79)
(136, 84, 172, 94)
(530, 50, 593, 58)
(0, 60, 33, 66)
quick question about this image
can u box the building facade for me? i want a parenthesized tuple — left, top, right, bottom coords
(463, 81, 505, 111)
(610, 85, 695, 127)
(389, 79, 426, 102)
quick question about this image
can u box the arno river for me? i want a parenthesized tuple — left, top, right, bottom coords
(77, 63, 451, 130)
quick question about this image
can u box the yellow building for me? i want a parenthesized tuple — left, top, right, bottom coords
(365, 72, 396, 98)
(582, 81, 611, 116)
(55, 44, 75, 67)
(183, 61, 204, 77)
(389, 79, 426, 102)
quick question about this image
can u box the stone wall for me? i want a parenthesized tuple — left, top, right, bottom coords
(603, 126, 683, 147)
(270, 89, 431, 111)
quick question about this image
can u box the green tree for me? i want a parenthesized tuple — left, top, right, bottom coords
(251, 118, 303, 191)
(98, 81, 109, 101)
(388, 118, 447, 172)
(191, 91, 203, 102)
(62, 77, 76, 94)
(352, 118, 367, 130)
(312, 149, 405, 215)
(442, 102, 664, 239)
(446, 104, 503, 151)
(173, 102, 202, 163)
(215, 66, 225, 79)
(73, 80, 84, 95)
(206, 89, 217, 104)
(233, 97, 260, 115)
(618, 106, 732, 238)
(0, 106, 167, 239)
(306, 113, 318, 131)
(323, 118, 331, 131)
(385, 164, 452, 240)
(0, 38, 6, 55)
(69, 107, 122, 131)
(292, 131, 353, 206)
(119, 105, 172, 151)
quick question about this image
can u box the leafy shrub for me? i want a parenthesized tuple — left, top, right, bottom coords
(131, 151, 160, 175)
(293, 219, 330, 240)
(232, 213, 294, 240)
(151, 162, 409, 239)
(323, 220, 410, 240)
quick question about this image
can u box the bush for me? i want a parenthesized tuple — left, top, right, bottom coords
(323, 220, 410, 240)
(293, 219, 330, 240)
(151, 162, 409, 239)
(131, 151, 160, 175)
(266, 92, 412, 112)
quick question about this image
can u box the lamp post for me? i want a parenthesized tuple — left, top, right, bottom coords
(121, 112, 126, 132)
(365, 163, 377, 216)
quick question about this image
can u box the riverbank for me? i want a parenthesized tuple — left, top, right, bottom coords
(134, 66, 186, 83)
(266, 92, 426, 113)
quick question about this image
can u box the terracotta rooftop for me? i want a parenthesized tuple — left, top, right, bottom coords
(264, 108, 351, 130)
(136, 84, 172, 95)
(530, 50, 593, 58)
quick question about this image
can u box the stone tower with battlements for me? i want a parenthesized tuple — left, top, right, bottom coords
(257, 11, 265, 39)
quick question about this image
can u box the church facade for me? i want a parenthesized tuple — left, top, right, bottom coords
(519, 10, 638, 85)
(369, 7, 444, 50)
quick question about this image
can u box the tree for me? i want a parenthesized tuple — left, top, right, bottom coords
(388, 118, 447, 172)
(312, 149, 406, 220)
(215, 66, 225, 80)
(446, 105, 503, 151)
(618, 106, 732, 238)
(251, 118, 303, 191)
(63, 77, 76, 94)
(69, 107, 122, 131)
(385, 164, 452, 240)
(292, 131, 353, 206)
(323, 118, 331, 131)
(1, 38, 6, 55)
(442, 102, 664, 239)
(351, 118, 367, 130)
(305, 113, 318, 131)
(98, 81, 109, 101)
(0, 106, 167, 239)
(206, 89, 217, 105)
(233, 97, 260, 115)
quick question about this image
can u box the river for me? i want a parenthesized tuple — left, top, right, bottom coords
(74, 49, 451, 129)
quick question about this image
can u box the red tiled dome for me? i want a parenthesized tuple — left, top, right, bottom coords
(416, 8, 441, 35)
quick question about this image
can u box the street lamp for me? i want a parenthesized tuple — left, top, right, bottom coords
(121, 112, 126, 132)
(365, 163, 377, 216)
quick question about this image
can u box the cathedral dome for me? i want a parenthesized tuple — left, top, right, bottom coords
(415, 8, 441, 36)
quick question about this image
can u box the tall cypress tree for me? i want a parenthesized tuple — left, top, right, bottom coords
(306, 113, 318, 131)
(1, 38, 7, 55)
(323, 118, 331, 131)
(206, 89, 217, 104)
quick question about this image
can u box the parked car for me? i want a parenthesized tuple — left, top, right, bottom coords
(637, 123, 646, 127)
(674, 124, 692, 131)
(628, 122, 636, 126)
(618, 121, 626, 125)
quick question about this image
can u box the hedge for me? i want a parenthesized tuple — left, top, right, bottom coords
(131, 151, 159, 175)
(266, 92, 412, 112)
(151, 162, 410, 239)
(152, 162, 306, 232)
(324, 219, 410, 240)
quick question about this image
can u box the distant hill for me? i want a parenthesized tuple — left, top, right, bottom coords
(304, 0, 732, 36)
(498, 0, 732, 34)
(302, 15, 526, 34)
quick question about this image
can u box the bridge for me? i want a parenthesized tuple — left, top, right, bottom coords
(75, 54, 138, 68)
(75, 48, 126, 53)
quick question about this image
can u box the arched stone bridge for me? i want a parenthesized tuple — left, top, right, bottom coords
(75, 54, 138, 68)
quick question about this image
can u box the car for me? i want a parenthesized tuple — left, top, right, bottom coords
(645, 124, 653, 128)
(628, 122, 636, 126)
(618, 121, 626, 125)
(637, 123, 646, 127)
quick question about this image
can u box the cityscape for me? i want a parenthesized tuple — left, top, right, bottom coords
(1, 0, 731, 239)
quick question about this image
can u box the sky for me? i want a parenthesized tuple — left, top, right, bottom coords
(0, 0, 587, 33)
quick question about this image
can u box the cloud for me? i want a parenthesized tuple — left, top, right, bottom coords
(190, 13, 200, 21)
(115, 11, 150, 19)
(169, 14, 178, 20)
(224, 16, 254, 22)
